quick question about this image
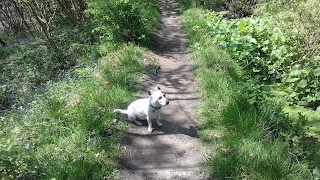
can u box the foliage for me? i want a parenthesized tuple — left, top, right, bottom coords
(283, 58, 320, 109)
(183, 9, 319, 109)
(182, 8, 319, 179)
(255, 0, 320, 110)
(86, 0, 160, 44)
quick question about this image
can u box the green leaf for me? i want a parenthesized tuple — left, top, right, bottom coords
(286, 77, 299, 83)
(250, 38, 257, 43)
(304, 95, 315, 103)
(253, 68, 261, 72)
(289, 92, 297, 98)
(289, 69, 302, 77)
(297, 79, 308, 88)
(313, 67, 320, 76)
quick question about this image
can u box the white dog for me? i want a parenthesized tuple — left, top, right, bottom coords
(113, 87, 169, 132)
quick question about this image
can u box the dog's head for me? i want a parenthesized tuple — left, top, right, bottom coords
(148, 86, 169, 106)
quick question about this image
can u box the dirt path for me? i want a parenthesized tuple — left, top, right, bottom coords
(119, 0, 208, 179)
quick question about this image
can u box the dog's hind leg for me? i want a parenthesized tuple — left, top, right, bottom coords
(128, 114, 143, 126)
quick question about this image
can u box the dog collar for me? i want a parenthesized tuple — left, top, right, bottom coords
(150, 104, 161, 110)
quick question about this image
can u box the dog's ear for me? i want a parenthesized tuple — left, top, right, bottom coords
(148, 90, 152, 95)
(156, 86, 161, 90)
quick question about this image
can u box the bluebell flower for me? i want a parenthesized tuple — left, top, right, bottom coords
(92, 58, 98, 66)
(73, 73, 79, 79)
(51, 127, 57, 133)
(16, 107, 27, 114)
(40, 87, 46, 94)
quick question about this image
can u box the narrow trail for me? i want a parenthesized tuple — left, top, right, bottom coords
(119, 0, 208, 179)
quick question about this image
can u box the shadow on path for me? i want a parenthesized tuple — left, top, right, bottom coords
(119, 0, 209, 179)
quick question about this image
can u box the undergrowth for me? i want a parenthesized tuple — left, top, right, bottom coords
(181, 7, 320, 179)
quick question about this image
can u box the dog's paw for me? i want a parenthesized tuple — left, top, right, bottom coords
(148, 127, 154, 133)
(157, 122, 163, 127)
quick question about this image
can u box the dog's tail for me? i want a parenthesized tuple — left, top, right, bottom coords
(113, 109, 128, 115)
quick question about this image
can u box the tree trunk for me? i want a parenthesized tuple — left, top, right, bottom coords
(11, 0, 34, 37)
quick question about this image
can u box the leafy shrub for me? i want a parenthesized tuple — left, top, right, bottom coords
(256, 0, 320, 110)
(108, 1, 144, 42)
(204, 12, 300, 82)
(184, 9, 320, 109)
(86, 0, 160, 44)
(283, 57, 320, 109)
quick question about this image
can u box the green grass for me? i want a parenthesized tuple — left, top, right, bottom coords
(0, 44, 151, 179)
(182, 8, 313, 179)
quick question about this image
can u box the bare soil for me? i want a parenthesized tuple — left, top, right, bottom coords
(119, 0, 209, 179)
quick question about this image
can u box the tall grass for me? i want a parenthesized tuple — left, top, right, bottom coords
(181, 8, 312, 179)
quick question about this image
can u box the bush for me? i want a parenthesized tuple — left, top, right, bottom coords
(86, 0, 160, 45)
(256, 0, 320, 110)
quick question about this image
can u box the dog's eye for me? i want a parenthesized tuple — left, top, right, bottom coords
(159, 97, 162, 100)
(163, 94, 166, 97)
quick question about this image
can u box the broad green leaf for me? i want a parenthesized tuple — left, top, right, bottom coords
(253, 68, 261, 72)
(250, 38, 257, 43)
(286, 77, 299, 83)
(313, 67, 320, 76)
(297, 79, 308, 88)
(289, 69, 302, 77)
(304, 95, 315, 103)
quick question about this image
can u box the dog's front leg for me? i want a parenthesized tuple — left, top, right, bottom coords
(147, 116, 153, 132)
(156, 116, 163, 127)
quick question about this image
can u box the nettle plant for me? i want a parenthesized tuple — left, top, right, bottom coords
(283, 56, 320, 110)
(200, 12, 320, 108)
(204, 12, 300, 82)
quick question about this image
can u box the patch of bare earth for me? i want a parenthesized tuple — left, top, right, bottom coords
(119, 0, 209, 179)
